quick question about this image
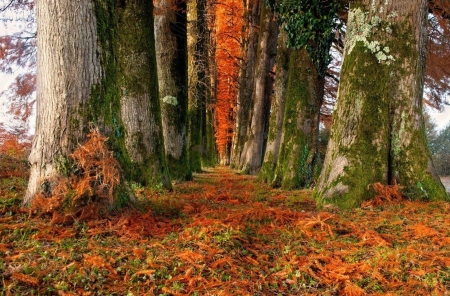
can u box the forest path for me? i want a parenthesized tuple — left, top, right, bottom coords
(2, 166, 450, 295)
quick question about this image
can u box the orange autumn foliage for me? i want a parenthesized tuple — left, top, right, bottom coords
(361, 182, 405, 208)
(213, 0, 244, 161)
(3, 166, 450, 294)
(31, 129, 121, 221)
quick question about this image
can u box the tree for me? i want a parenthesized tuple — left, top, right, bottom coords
(428, 122, 450, 176)
(187, 0, 217, 171)
(240, 2, 278, 173)
(230, 0, 261, 168)
(154, 0, 192, 180)
(24, 0, 171, 205)
(270, 48, 324, 189)
(260, 0, 341, 188)
(258, 30, 290, 183)
(213, 0, 245, 165)
(315, 0, 448, 208)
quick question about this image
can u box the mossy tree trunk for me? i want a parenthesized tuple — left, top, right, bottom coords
(230, 0, 261, 169)
(25, 0, 171, 205)
(154, 0, 192, 181)
(259, 30, 290, 183)
(116, 0, 172, 189)
(271, 48, 324, 189)
(241, 3, 278, 174)
(315, 0, 448, 208)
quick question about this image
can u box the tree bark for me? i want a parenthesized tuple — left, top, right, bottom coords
(259, 30, 289, 183)
(315, 0, 448, 208)
(241, 3, 278, 174)
(187, 0, 210, 171)
(272, 48, 323, 189)
(154, 0, 191, 181)
(230, 0, 261, 168)
(25, 0, 171, 205)
(24, 0, 102, 205)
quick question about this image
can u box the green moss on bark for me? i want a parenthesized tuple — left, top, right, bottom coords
(272, 49, 320, 190)
(85, 0, 172, 193)
(315, 4, 448, 208)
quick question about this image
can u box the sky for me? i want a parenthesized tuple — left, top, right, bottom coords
(427, 104, 450, 131)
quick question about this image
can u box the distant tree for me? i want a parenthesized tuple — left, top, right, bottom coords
(240, 2, 278, 173)
(425, 7, 450, 108)
(187, 0, 217, 170)
(230, 0, 261, 169)
(0, 0, 35, 136)
(425, 113, 450, 176)
(258, 30, 290, 183)
(213, 0, 245, 165)
(154, 0, 192, 181)
(430, 123, 450, 176)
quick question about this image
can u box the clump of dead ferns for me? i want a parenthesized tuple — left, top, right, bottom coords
(31, 129, 121, 223)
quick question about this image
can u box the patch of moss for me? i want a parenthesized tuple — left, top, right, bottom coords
(316, 5, 448, 208)
(273, 49, 320, 190)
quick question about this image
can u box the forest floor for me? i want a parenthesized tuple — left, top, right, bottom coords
(1, 157, 450, 295)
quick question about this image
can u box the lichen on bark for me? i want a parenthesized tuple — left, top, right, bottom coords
(315, 0, 448, 209)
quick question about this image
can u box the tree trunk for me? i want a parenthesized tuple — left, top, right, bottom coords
(259, 30, 290, 183)
(154, 0, 191, 181)
(230, 0, 261, 168)
(315, 0, 448, 208)
(25, 0, 171, 205)
(272, 48, 323, 189)
(241, 3, 278, 174)
(25, 0, 102, 205)
(187, 0, 209, 172)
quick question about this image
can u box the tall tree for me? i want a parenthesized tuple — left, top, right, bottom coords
(154, 0, 191, 180)
(271, 48, 324, 189)
(316, 0, 448, 208)
(24, 0, 171, 205)
(213, 0, 245, 165)
(258, 30, 290, 183)
(240, 2, 278, 173)
(187, 0, 217, 170)
(230, 0, 261, 168)
(261, 0, 340, 188)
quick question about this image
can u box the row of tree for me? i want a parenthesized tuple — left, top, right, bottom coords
(21, 0, 222, 205)
(1, 0, 449, 208)
(228, 0, 450, 207)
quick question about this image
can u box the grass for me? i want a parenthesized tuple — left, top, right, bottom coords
(1, 160, 450, 295)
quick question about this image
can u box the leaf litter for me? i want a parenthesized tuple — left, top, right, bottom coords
(1, 162, 450, 295)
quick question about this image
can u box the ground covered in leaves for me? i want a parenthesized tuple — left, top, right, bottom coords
(1, 163, 450, 295)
